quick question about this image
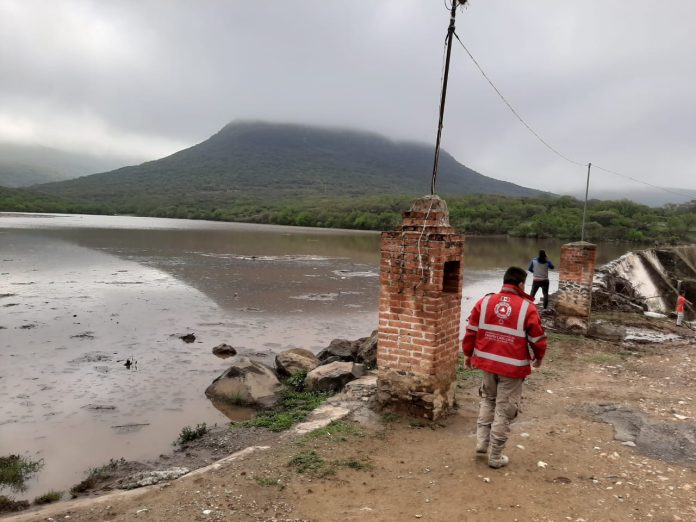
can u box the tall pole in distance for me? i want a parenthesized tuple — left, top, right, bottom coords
(430, 0, 466, 195)
(581, 162, 592, 241)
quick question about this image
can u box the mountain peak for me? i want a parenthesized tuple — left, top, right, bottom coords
(35, 122, 546, 205)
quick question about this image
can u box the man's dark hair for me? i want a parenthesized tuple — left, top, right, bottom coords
(538, 250, 547, 263)
(679, 289, 686, 296)
(503, 266, 528, 286)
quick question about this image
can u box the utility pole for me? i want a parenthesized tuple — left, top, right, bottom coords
(581, 162, 592, 241)
(430, 0, 467, 195)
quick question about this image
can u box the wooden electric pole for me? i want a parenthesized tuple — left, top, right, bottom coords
(431, 0, 467, 195)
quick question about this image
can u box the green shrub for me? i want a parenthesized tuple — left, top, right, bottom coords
(175, 423, 209, 445)
(0, 455, 43, 493)
(284, 370, 308, 391)
(0, 495, 29, 514)
(69, 458, 125, 498)
(34, 490, 62, 504)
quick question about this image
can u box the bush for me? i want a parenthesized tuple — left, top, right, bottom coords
(34, 490, 62, 504)
(175, 423, 209, 445)
(0, 455, 43, 493)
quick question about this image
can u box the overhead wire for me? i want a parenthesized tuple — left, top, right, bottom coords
(452, 31, 585, 168)
(451, 31, 696, 203)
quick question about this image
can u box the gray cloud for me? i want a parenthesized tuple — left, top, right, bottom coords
(0, 0, 694, 196)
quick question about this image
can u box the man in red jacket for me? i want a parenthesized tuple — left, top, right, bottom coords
(462, 266, 547, 469)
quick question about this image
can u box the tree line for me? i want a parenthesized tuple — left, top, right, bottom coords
(1, 186, 694, 244)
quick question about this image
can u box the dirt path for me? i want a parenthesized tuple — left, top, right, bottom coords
(6, 331, 696, 522)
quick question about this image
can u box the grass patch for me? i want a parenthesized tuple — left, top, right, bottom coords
(288, 450, 326, 474)
(235, 389, 329, 432)
(254, 476, 282, 487)
(0, 455, 43, 493)
(34, 490, 62, 504)
(288, 450, 373, 478)
(303, 420, 363, 442)
(338, 458, 373, 471)
(582, 352, 624, 365)
(0, 495, 29, 514)
(69, 458, 125, 497)
(175, 423, 209, 445)
(382, 412, 400, 424)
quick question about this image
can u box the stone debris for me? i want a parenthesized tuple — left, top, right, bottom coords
(537, 461, 548, 469)
(122, 467, 190, 489)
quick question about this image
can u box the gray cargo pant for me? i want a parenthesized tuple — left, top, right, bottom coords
(476, 371, 523, 457)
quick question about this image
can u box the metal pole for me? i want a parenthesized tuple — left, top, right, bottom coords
(430, 1, 466, 195)
(581, 162, 591, 241)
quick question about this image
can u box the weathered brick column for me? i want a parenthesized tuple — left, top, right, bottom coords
(376, 195, 464, 420)
(554, 241, 597, 333)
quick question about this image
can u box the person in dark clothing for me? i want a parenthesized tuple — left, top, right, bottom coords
(528, 250, 554, 309)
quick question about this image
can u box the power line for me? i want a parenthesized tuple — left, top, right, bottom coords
(452, 32, 696, 203)
(592, 164, 696, 201)
(452, 31, 585, 168)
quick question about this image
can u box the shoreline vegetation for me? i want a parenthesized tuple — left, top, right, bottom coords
(1, 188, 695, 244)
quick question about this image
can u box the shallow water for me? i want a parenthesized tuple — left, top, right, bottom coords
(0, 213, 633, 498)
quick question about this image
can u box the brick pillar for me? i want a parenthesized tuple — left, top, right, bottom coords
(554, 241, 597, 333)
(376, 195, 464, 420)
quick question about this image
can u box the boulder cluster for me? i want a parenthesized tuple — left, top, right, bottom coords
(205, 330, 377, 408)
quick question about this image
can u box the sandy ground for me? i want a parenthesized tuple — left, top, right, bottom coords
(6, 317, 696, 522)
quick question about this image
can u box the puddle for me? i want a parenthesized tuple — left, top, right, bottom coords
(585, 404, 696, 467)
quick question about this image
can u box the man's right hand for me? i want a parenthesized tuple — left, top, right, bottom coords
(464, 356, 472, 369)
(532, 358, 542, 368)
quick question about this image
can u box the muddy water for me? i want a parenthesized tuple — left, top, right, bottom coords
(0, 213, 633, 498)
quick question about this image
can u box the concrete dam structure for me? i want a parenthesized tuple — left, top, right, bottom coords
(593, 245, 696, 318)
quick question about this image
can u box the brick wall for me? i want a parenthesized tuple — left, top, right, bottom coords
(376, 195, 464, 420)
(555, 241, 597, 331)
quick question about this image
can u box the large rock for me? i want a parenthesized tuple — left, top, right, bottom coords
(556, 315, 588, 333)
(304, 361, 358, 392)
(212, 343, 237, 358)
(355, 330, 378, 368)
(205, 357, 282, 407)
(343, 374, 377, 400)
(275, 348, 320, 377)
(317, 339, 357, 362)
(588, 321, 627, 342)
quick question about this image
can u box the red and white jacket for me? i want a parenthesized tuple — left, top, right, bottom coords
(462, 284, 547, 379)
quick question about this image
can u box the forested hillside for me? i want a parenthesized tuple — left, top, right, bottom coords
(33, 122, 546, 206)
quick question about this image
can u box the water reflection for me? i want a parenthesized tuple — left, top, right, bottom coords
(1, 214, 637, 316)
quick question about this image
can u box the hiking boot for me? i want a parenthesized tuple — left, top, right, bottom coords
(488, 454, 509, 469)
(475, 441, 488, 457)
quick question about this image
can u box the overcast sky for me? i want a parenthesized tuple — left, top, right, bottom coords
(1, 0, 695, 197)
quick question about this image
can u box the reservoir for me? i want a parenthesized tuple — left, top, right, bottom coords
(0, 213, 634, 497)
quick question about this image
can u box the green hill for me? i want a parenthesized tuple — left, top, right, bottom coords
(33, 122, 547, 208)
